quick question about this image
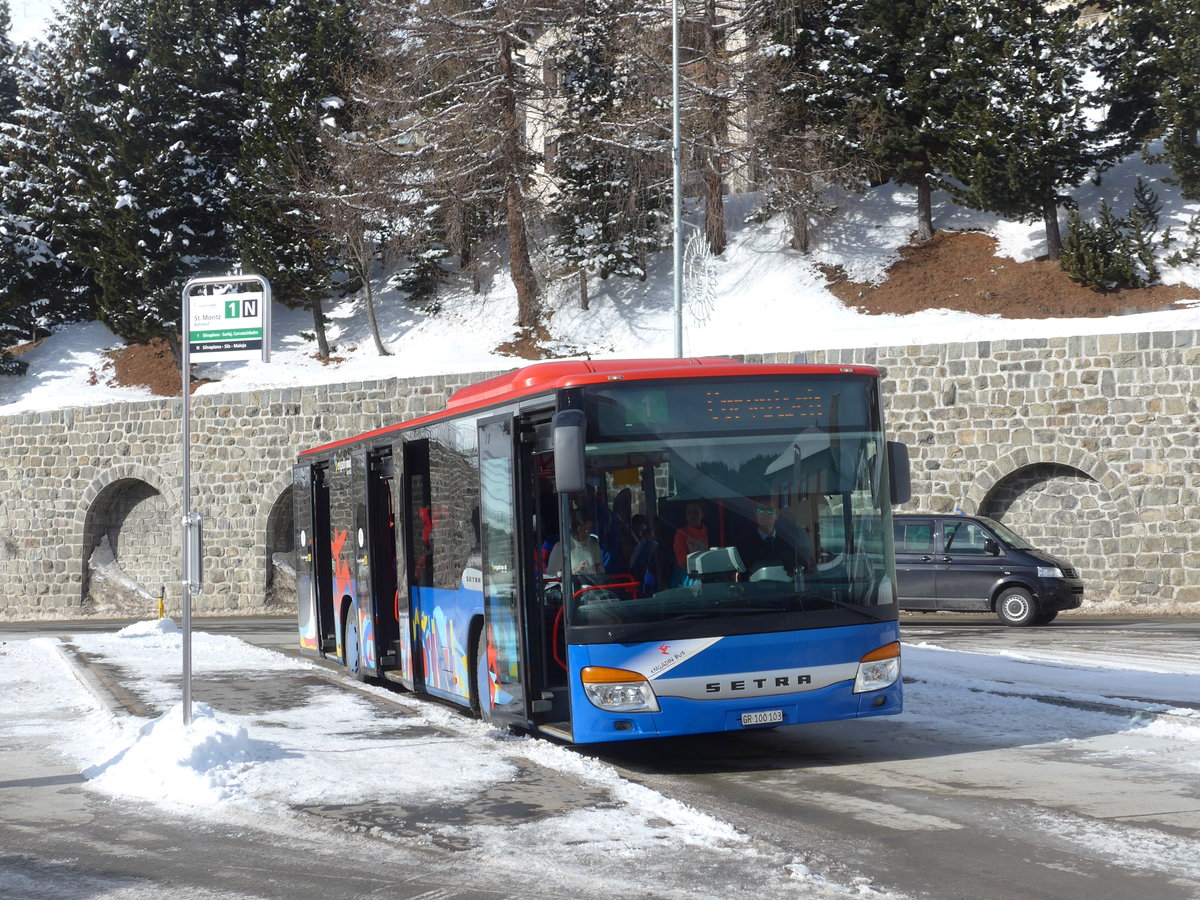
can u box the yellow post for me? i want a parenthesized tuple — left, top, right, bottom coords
(158, 586, 165, 620)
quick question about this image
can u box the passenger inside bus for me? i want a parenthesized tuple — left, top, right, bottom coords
(627, 514, 660, 589)
(547, 510, 603, 576)
(672, 500, 709, 583)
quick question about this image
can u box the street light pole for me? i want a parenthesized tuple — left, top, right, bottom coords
(672, 0, 683, 358)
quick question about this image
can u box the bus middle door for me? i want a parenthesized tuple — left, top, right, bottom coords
(477, 415, 532, 729)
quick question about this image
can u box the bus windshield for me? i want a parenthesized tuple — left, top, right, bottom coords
(551, 421, 897, 641)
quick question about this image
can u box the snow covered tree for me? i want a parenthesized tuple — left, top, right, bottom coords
(57, 0, 246, 355)
(799, 0, 975, 244)
(2, 0, 364, 364)
(545, 0, 667, 307)
(0, 0, 15, 119)
(745, 0, 873, 252)
(935, 0, 1103, 260)
(0, 4, 102, 358)
(236, 0, 362, 361)
(0, 0, 29, 371)
(7, 0, 245, 358)
(1095, 0, 1200, 200)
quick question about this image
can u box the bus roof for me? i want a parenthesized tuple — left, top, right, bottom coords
(300, 357, 880, 457)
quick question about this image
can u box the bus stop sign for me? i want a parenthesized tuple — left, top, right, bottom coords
(186, 277, 271, 362)
(178, 273, 271, 726)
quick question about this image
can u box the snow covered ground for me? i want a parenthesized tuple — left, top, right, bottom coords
(1, 618, 1197, 897)
(5, 0, 56, 45)
(1, 151, 1198, 418)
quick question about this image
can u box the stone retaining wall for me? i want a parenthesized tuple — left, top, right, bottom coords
(0, 329, 1196, 619)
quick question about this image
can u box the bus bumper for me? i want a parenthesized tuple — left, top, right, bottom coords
(566, 674, 902, 744)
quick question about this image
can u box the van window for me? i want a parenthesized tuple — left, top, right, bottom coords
(894, 521, 933, 553)
(943, 520, 992, 555)
(988, 519, 1035, 550)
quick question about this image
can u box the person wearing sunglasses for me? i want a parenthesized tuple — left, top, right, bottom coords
(739, 501, 813, 577)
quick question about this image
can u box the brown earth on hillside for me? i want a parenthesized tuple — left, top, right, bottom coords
(825, 230, 1198, 318)
(78, 230, 1200, 397)
(105, 338, 197, 397)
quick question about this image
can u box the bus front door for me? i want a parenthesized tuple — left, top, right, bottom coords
(477, 416, 530, 729)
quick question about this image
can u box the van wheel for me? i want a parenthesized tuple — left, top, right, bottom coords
(995, 587, 1038, 627)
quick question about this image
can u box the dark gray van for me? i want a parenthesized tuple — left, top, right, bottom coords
(892, 514, 1084, 626)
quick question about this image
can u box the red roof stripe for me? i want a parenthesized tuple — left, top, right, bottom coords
(300, 357, 880, 457)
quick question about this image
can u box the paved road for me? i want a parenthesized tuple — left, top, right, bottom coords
(581, 615, 1200, 899)
(2, 615, 1198, 899)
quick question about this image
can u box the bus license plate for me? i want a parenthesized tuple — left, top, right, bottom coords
(741, 710, 783, 726)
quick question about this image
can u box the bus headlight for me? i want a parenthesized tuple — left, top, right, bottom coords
(1037, 566, 1064, 579)
(581, 666, 660, 713)
(853, 642, 901, 693)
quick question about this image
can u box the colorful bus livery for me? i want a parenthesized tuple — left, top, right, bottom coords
(294, 357, 911, 743)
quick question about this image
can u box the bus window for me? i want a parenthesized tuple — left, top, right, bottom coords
(564, 425, 893, 632)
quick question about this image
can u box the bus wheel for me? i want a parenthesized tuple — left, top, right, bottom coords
(995, 587, 1038, 627)
(344, 610, 367, 681)
(473, 636, 494, 723)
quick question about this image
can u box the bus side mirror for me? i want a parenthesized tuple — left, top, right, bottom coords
(888, 441, 911, 506)
(553, 410, 587, 494)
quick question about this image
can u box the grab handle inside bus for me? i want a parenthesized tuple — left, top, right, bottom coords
(888, 441, 911, 506)
(553, 409, 587, 494)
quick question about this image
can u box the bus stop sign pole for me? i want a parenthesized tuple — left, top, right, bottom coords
(180, 274, 271, 726)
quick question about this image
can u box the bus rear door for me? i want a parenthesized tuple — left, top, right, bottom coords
(294, 463, 317, 653)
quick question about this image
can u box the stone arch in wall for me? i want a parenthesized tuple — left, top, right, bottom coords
(965, 447, 1141, 603)
(261, 479, 295, 608)
(78, 466, 180, 612)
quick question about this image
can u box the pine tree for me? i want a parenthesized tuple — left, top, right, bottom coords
(0, 2, 99, 358)
(1060, 202, 1143, 290)
(801, 0, 971, 243)
(936, 0, 1103, 260)
(5, 0, 365, 365)
(1096, 0, 1200, 200)
(0, 0, 28, 370)
(236, 0, 362, 360)
(546, 0, 666, 306)
(746, 0, 872, 252)
(0, 0, 15, 120)
(55, 0, 246, 357)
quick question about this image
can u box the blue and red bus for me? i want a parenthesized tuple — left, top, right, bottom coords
(293, 357, 910, 743)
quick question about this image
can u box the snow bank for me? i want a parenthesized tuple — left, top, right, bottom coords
(84, 701, 265, 806)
